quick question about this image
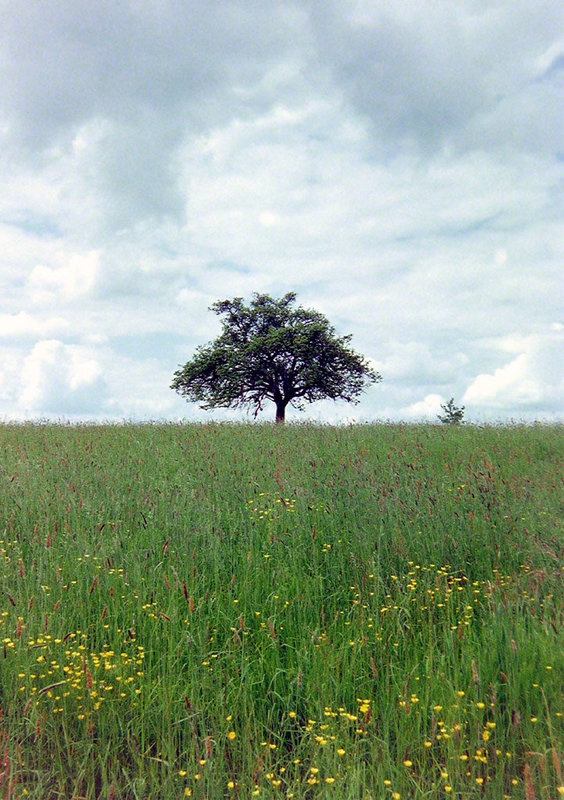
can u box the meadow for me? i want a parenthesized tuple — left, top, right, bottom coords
(0, 421, 562, 800)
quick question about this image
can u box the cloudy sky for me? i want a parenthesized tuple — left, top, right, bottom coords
(1, 0, 563, 424)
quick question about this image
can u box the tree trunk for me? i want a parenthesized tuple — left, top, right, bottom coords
(275, 401, 286, 424)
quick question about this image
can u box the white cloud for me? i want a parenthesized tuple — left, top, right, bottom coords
(463, 327, 564, 414)
(464, 354, 541, 406)
(0, 312, 68, 339)
(401, 394, 444, 421)
(0, 359, 16, 407)
(28, 252, 100, 303)
(19, 340, 107, 415)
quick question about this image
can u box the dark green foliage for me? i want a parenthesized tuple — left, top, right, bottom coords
(438, 397, 465, 425)
(171, 292, 381, 422)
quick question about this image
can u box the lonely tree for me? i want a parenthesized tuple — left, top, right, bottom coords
(437, 397, 465, 425)
(171, 293, 381, 423)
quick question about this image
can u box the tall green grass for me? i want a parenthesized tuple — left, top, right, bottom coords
(0, 422, 562, 799)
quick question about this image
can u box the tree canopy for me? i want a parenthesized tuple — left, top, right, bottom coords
(171, 292, 381, 422)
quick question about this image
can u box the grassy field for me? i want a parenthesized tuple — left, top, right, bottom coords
(0, 421, 562, 800)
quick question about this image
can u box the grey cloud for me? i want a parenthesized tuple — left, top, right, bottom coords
(370, 342, 468, 387)
(309, 0, 564, 155)
(1, 1, 562, 423)
(1, 0, 305, 150)
(84, 117, 186, 228)
(1, 0, 308, 229)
